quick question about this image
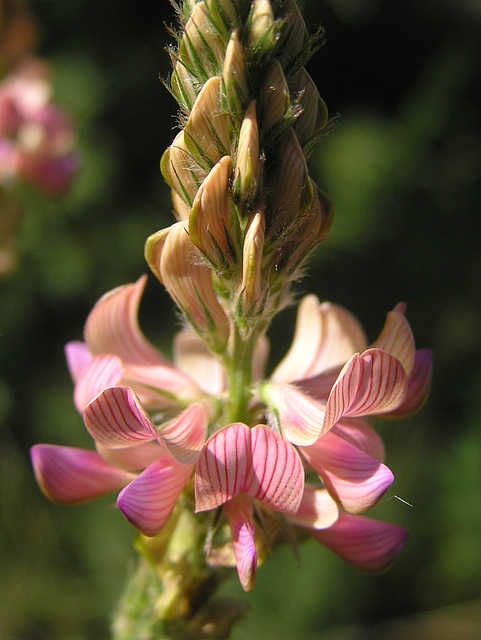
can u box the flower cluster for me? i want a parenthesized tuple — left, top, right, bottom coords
(31, 0, 432, 632)
(31, 275, 432, 591)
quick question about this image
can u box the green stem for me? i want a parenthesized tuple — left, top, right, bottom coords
(224, 323, 256, 424)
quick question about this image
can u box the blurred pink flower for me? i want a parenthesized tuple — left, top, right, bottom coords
(0, 59, 79, 194)
(31, 277, 432, 590)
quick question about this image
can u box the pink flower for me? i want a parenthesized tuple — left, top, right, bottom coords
(31, 279, 432, 591)
(0, 59, 80, 194)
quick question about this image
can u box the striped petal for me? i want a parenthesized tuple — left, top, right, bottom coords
(30, 444, 135, 504)
(245, 425, 304, 515)
(288, 485, 339, 530)
(73, 355, 123, 413)
(195, 423, 251, 512)
(96, 441, 164, 471)
(261, 382, 326, 446)
(117, 453, 194, 536)
(331, 418, 385, 462)
(301, 432, 393, 513)
(84, 275, 168, 366)
(223, 496, 257, 592)
(83, 387, 158, 448)
(387, 348, 433, 418)
(371, 303, 415, 376)
(271, 296, 367, 383)
(158, 403, 207, 464)
(310, 512, 409, 573)
(323, 348, 407, 433)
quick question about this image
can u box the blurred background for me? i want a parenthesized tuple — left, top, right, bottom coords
(1, 0, 480, 638)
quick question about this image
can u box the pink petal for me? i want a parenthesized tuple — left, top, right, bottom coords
(64, 341, 91, 383)
(83, 387, 159, 448)
(296, 366, 342, 402)
(84, 275, 169, 367)
(117, 453, 193, 536)
(245, 425, 304, 514)
(331, 418, 385, 462)
(371, 305, 415, 376)
(159, 403, 207, 464)
(195, 423, 251, 512)
(323, 348, 407, 433)
(31, 444, 135, 504)
(96, 441, 164, 471)
(271, 297, 367, 383)
(386, 348, 433, 418)
(261, 382, 326, 446)
(310, 512, 409, 573)
(124, 362, 202, 408)
(73, 355, 124, 413)
(173, 328, 226, 394)
(301, 432, 393, 513)
(288, 485, 339, 529)
(223, 496, 257, 592)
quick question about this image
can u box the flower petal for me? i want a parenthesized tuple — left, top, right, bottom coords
(223, 496, 257, 592)
(159, 403, 207, 464)
(83, 387, 159, 448)
(84, 275, 168, 366)
(331, 418, 385, 462)
(371, 303, 415, 376)
(323, 348, 407, 433)
(73, 355, 124, 413)
(386, 348, 433, 418)
(117, 453, 193, 536)
(96, 441, 164, 471)
(301, 432, 393, 513)
(271, 296, 367, 383)
(31, 444, 135, 504)
(173, 328, 226, 394)
(245, 425, 304, 514)
(65, 341, 91, 383)
(310, 512, 409, 573)
(288, 485, 339, 530)
(195, 423, 251, 512)
(261, 382, 326, 446)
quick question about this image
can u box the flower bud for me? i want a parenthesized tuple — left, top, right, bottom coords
(184, 76, 230, 167)
(233, 101, 260, 203)
(239, 209, 265, 315)
(171, 60, 200, 113)
(145, 222, 229, 353)
(161, 130, 206, 207)
(180, 1, 227, 79)
(276, 0, 310, 71)
(247, 0, 278, 57)
(265, 128, 314, 242)
(289, 67, 328, 146)
(257, 59, 290, 133)
(222, 29, 248, 118)
(189, 155, 238, 270)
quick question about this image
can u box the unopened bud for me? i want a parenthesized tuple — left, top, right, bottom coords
(189, 155, 237, 270)
(239, 209, 265, 314)
(276, 0, 310, 71)
(184, 76, 230, 167)
(289, 67, 328, 145)
(257, 59, 290, 134)
(171, 60, 200, 113)
(247, 0, 277, 57)
(265, 128, 314, 241)
(180, 1, 226, 80)
(222, 29, 248, 117)
(161, 130, 206, 207)
(145, 222, 229, 353)
(233, 101, 260, 203)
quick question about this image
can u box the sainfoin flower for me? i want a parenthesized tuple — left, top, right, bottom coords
(31, 276, 432, 591)
(0, 58, 79, 194)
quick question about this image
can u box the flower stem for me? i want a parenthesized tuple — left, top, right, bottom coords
(224, 323, 257, 424)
